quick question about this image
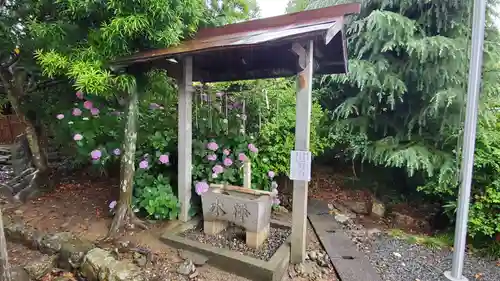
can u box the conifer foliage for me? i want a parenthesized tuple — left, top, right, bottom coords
(307, 0, 500, 237)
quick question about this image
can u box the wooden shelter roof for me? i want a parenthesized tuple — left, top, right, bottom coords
(112, 3, 361, 82)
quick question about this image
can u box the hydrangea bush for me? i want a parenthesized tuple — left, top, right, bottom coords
(56, 77, 328, 220)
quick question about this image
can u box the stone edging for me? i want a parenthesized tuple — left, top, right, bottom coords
(3, 215, 145, 281)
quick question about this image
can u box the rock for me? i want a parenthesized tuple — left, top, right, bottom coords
(179, 250, 208, 266)
(321, 268, 329, 274)
(11, 266, 31, 281)
(4, 221, 29, 243)
(133, 252, 147, 267)
(334, 214, 350, 223)
(14, 209, 24, 216)
(58, 237, 95, 270)
(367, 228, 382, 237)
(308, 251, 317, 261)
(317, 258, 328, 268)
(40, 232, 74, 255)
(24, 255, 58, 280)
(392, 252, 402, 258)
(343, 200, 370, 215)
(81, 248, 145, 281)
(177, 260, 195, 275)
(392, 211, 419, 228)
(371, 199, 386, 217)
(189, 270, 199, 279)
(294, 263, 306, 275)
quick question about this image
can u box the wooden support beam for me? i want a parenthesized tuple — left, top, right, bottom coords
(178, 56, 193, 222)
(291, 40, 314, 264)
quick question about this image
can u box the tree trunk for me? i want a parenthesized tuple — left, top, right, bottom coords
(108, 82, 145, 236)
(0, 208, 12, 281)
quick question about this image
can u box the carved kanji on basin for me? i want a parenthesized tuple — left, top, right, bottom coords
(201, 186, 272, 249)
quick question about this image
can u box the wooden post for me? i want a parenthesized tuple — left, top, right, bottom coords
(291, 41, 314, 264)
(178, 56, 193, 222)
(243, 160, 251, 189)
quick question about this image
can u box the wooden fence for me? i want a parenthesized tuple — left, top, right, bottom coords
(0, 115, 25, 144)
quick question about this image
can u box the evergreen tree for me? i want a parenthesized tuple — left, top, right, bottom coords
(308, 0, 500, 237)
(32, 0, 256, 235)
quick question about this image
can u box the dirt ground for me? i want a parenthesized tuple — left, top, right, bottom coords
(3, 169, 337, 281)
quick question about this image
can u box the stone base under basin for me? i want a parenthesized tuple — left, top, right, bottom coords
(161, 217, 290, 281)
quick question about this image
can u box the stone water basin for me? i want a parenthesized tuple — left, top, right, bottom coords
(201, 187, 272, 233)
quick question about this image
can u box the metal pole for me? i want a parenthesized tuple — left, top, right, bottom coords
(444, 1, 486, 280)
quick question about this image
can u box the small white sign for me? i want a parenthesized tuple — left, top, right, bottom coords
(289, 150, 312, 181)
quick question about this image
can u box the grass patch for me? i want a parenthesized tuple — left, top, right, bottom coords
(388, 229, 454, 250)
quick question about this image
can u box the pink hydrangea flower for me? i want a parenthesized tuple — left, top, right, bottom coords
(83, 101, 93, 110)
(207, 142, 219, 151)
(159, 154, 169, 164)
(73, 134, 83, 141)
(223, 158, 233, 167)
(223, 149, 231, 155)
(195, 181, 209, 195)
(268, 171, 275, 179)
(212, 164, 224, 174)
(56, 114, 64, 120)
(113, 148, 121, 156)
(238, 153, 247, 162)
(72, 108, 82, 116)
(109, 200, 117, 209)
(90, 108, 100, 116)
(248, 143, 258, 153)
(207, 154, 217, 161)
(76, 91, 84, 99)
(91, 150, 102, 160)
(139, 160, 149, 169)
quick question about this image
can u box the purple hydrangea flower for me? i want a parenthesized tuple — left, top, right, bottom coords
(113, 148, 121, 156)
(90, 108, 100, 116)
(56, 114, 64, 120)
(91, 150, 102, 160)
(212, 164, 224, 174)
(207, 142, 219, 151)
(109, 200, 117, 209)
(159, 154, 169, 164)
(139, 160, 149, 169)
(207, 154, 217, 161)
(223, 158, 233, 167)
(73, 134, 83, 141)
(195, 181, 209, 195)
(223, 149, 231, 155)
(268, 171, 275, 179)
(272, 198, 281, 206)
(149, 103, 160, 109)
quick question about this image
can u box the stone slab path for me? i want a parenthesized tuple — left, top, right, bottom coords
(308, 199, 383, 281)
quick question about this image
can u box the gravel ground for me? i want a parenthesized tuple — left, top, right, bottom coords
(342, 222, 500, 281)
(365, 235, 500, 281)
(182, 225, 291, 261)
